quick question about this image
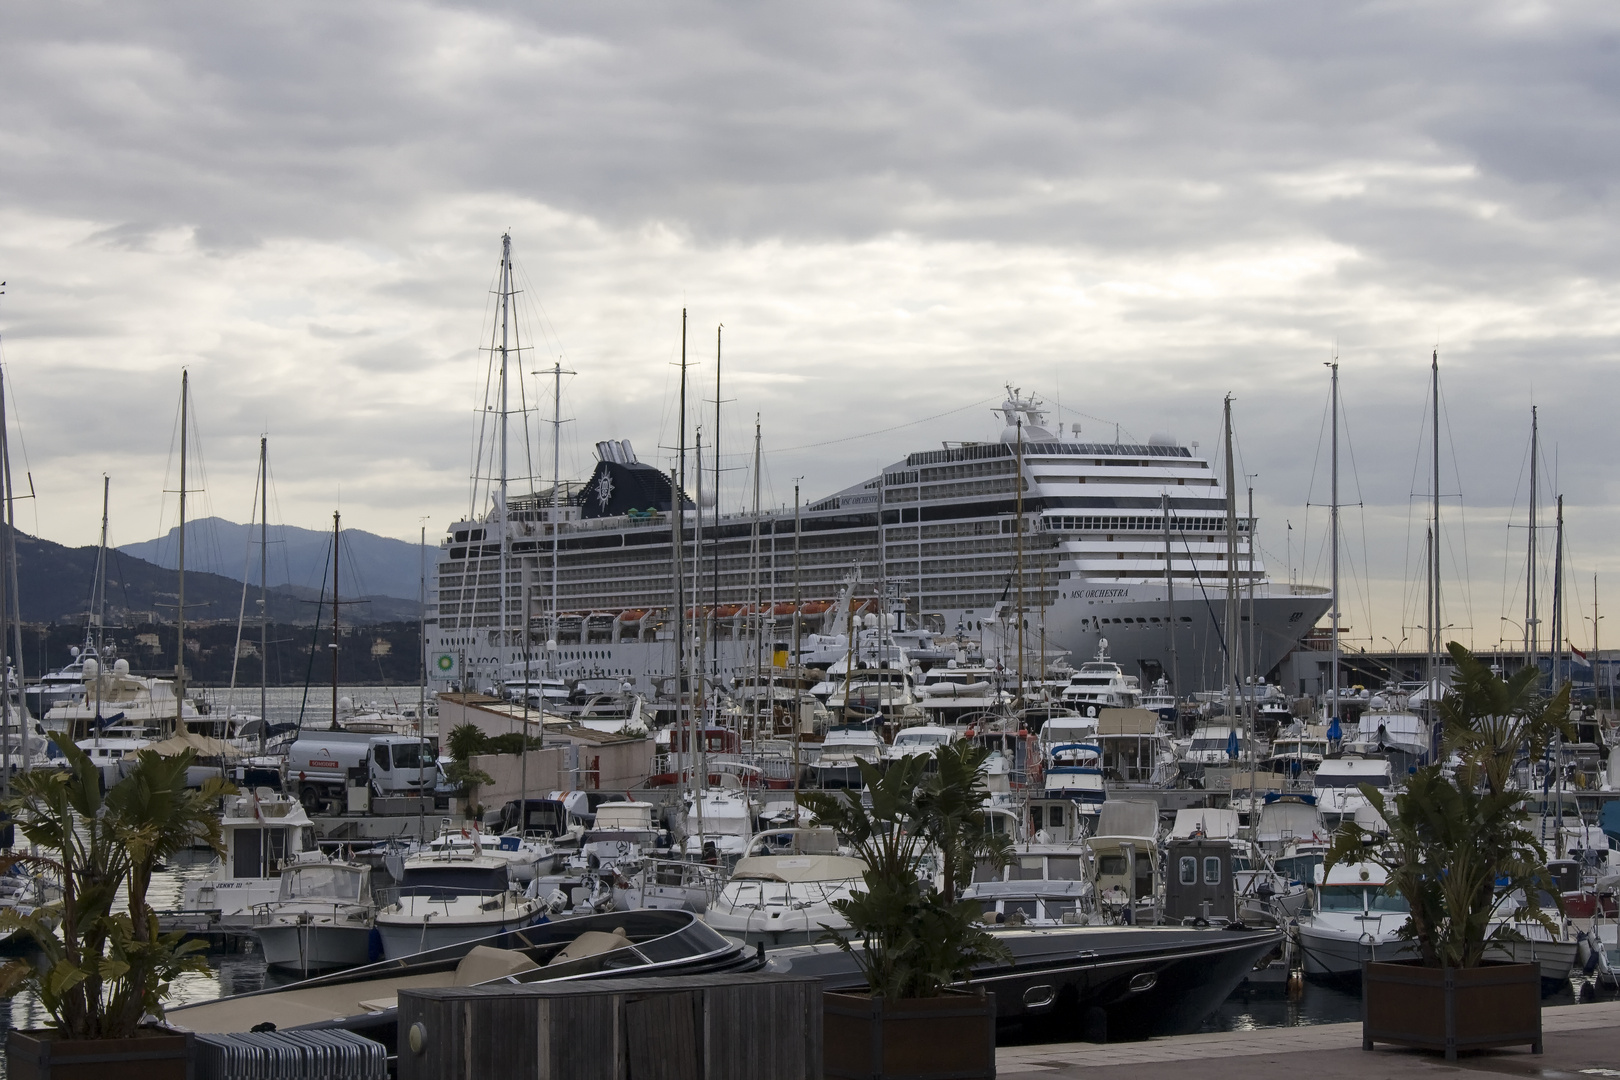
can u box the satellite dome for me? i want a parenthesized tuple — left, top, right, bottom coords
(82, 659, 98, 678)
(114, 659, 130, 675)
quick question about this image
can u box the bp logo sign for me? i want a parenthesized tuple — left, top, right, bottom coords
(434, 653, 458, 674)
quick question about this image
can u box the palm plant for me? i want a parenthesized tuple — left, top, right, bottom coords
(800, 744, 1009, 999)
(0, 742, 233, 1038)
(1325, 642, 1570, 969)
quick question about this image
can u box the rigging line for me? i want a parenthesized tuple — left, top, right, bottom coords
(1179, 532, 1227, 660)
(0, 367, 37, 538)
(771, 395, 1000, 452)
(1336, 380, 1378, 649)
(294, 532, 332, 735)
(226, 456, 262, 714)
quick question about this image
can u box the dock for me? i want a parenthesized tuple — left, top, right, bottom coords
(998, 998, 1620, 1078)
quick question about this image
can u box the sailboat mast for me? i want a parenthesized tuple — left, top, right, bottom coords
(712, 325, 721, 687)
(176, 369, 188, 711)
(331, 510, 340, 730)
(750, 415, 761, 741)
(95, 475, 109, 656)
(1223, 395, 1238, 722)
(676, 309, 688, 787)
(1430, 350, 1441, 701)
(1526, 406, 1539, 676)
(1328, 363, 1341, 725)
(1162, 491, 1179, 709)
(1553, 494, 1565, 691)
(670, 465, 685, 803)
(497, 234, 512, 689)
(549, 360, 568, 676)
(260, 438, 269, 733)
(0, 364, 21, 777)
(1015, 415, 1025, 704)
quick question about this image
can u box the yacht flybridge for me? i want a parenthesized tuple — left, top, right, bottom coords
(424, 239, 1330, 701)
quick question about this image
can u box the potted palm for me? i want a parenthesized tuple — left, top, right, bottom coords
(0, 741, 233, 1079)
(803, 742, 1010, 1080)
(1326, 642, 1569, 1061)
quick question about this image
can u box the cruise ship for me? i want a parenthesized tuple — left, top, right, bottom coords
(425, 239, 1332, 699)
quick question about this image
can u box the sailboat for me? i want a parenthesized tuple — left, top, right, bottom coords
(48, 375, 203, 754)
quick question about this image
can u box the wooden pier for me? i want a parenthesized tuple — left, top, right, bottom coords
(997, 998, 1620, 1079)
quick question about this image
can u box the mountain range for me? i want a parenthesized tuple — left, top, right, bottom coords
(119, 516, 427, 603)
(13, 527, 418, 626)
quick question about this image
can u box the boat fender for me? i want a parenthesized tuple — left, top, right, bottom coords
(252, 1022, 277, 1033)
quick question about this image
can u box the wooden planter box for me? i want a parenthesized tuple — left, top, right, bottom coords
(824, 988, 996, 1080)
(6, 1028, 194, 1080)
(1362, 960, 1541, 1061)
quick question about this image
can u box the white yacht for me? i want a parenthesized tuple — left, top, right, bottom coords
(421, 257, 1331, 709)
(253, 860, 375, 973)
(1297, 861, 1416, 979)
(24, 642, 100, 718)
(43, 657, 200, 739)
(1058, 643, 1141, 717)
(375, 853, 544, 959)
(915, 665, 1003, 723)
(1177, 721, 1258, 773)
(1312, 756, 1394, 827)
(423, 823, 558, 884)
(1039, 742, 1106, 816)
(885, 724, 956, 763)
(180, 790, 321, 921)
(1085, 800, 1162, 924)
(702, 828, 866, 946)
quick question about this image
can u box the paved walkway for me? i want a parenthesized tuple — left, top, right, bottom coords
(998, 1000, 1620, 1078)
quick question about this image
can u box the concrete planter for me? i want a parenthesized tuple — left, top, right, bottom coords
(824, 988, 996, 1080)
(1362, 960, 1541, 1061)
(6, 1028, 194, 1080)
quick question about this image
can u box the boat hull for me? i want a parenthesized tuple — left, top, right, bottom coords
(257, 922, 375, 973)
(1298, 925, 1417, 979)
(766, 923, 1283, 1041)
(375, 910, 540, 960)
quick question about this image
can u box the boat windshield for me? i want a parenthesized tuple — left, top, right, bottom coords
(894, 732, 951, 750)
(1317, 884, 1408, 912)
(280, 865, 365, 901)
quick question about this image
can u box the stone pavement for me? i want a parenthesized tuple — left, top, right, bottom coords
(998, 1000, 1620, 1079)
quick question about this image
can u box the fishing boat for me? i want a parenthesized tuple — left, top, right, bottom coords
(253, 859, 376, 974)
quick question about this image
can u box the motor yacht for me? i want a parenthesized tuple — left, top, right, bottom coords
(703, 828, 867, 946)
(1311, 756, 1394, 827)
(253, 859, 375, 974)
(1059, 642, 1141, 717)
(180, 789, 321, 923)
(374, 852, 545, 959)
(1297, 861, 1416, 979)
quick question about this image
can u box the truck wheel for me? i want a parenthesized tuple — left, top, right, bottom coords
(300, 785, 322, 813)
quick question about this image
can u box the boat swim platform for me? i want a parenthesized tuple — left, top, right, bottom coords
(997, 998, 1620, 1078)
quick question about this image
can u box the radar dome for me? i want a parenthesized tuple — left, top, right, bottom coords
(862, 613, 878, 629)
(338, 695, 353, 711)
(82, 659, 98, 678)
(114, 659, 130, 675)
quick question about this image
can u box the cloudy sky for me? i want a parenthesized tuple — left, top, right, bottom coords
(2, 1, 1617, 653)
